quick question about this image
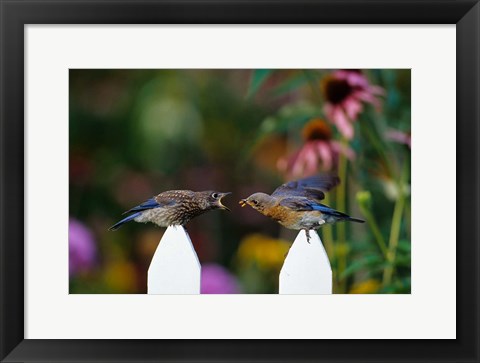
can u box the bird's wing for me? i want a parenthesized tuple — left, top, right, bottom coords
(278, 197, 315, 211)
(279, 197, 348, 217)
(272, 174, 340, 200)
(122, 194, 178, 215)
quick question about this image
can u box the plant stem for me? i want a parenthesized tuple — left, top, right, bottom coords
(337, 139, 348, 293)
(321, 194, 335, 261)
(382, 162, 408, 287)
(358, 203, 388, 258)
(302, 70, 324, 106)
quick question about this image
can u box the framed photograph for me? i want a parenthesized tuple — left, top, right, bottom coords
(1, 1, 478, 362)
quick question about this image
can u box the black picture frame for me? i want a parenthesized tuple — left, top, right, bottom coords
(1, 1, 479, 362)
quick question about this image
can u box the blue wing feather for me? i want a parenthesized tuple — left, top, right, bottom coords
(272, 174, 340, 200)
(310, 203, 339, 214)
(109, 212, 142, 231)
(279, 197, 364, 223)
(122, 198, 168, 215)
(280, 198, 347, 216)
(310, 202, 364, 222)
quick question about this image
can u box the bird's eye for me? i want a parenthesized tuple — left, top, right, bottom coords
(252, 200, 258, 205)
(211, 193, 219, 199)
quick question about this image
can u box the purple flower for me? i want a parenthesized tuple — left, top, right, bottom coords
(69, 218, 97, 275)
(201, 263, 241, 294)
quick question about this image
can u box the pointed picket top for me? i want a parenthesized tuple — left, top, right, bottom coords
(148, 225, 201, 294)
(279, 230, 332, 294)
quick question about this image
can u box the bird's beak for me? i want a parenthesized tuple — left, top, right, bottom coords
(218, 192, 231, 211)
(239, 199, 247, 207)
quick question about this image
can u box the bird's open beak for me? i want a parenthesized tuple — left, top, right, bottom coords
(218, 192, 231, 211)
(239, 199, 247, 207)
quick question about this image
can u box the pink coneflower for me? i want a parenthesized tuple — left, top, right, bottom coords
(278, 119, 355, 177)
(322, 70, 384, 140)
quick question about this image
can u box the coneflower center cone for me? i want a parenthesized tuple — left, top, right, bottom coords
(302, 119, 333, 141)
(322, 77, 353, 105)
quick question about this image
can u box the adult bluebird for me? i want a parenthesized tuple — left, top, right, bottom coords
(109, 190, 231, 231)
(239, 174, 364, 242)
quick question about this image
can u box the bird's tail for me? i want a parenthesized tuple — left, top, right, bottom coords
(346, 216, 365, 223)
(109, 212, 141, 231)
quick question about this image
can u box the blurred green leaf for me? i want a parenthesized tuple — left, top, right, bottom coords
(246, 69, 273, 98)
(339, 254, 383, 280)
(348, 240, 379, 254)
(259, 101, 319, 135)
(239, 101, 320, 164)
(394, 255, 411, 268)
(397, 239, 411, 253)
(380, 277, 411, 293)
(301, 70, 325, 105)
(272, 73, 308, 97)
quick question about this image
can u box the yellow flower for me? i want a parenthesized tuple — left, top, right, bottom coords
(103, 260, 138, 293)
(236, 233, 290, 270)
(349, 279, 381, 294)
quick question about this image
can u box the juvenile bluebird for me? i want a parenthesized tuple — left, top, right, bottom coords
(239, 174, 364, 242)
(109, 190, 231, 231)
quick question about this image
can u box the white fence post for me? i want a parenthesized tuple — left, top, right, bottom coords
(147, 225, 201, 294)
(279, 230, 332, 294)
